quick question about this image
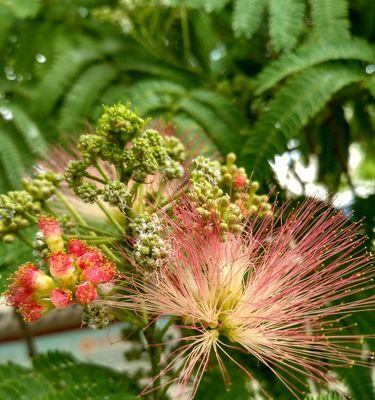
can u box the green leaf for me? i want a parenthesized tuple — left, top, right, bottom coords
(311, 0, 350, 41)
(178, 96, 241, 155)
(232, 0, 266, 39)
(0, 351, 139, 400)
(268, 0, 305, 52)
(8, 104, 47, 155)
(58, 64, 117, 132)
(242, 65, 365, 179)
(254, 38, 375, 94)
(337, 366, 375, 400)
(2, 0, 41, 18)
(0, 128, 25, 188)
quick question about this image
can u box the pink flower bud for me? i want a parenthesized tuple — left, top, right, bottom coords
(48, 252, 76, 284)
(50, 288, 73, 309)
(18, 302, 44, 322)
(11, 263, 54, 295)
(75, 247, 104, 270)
(6, 285, 34, 307)
(81, 261, 116, 285)
(38, 215, 64, 253)
(233, 172, 247, 188)
(75, 282, 97, 304)
(69, 239, 89, 258)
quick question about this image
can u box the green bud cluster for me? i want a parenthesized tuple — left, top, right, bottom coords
(102, 180, 131, 213)
(0, 191, 40, 243)
(75, 182, 101, 204)
(124, 129, 168, 181)
(130, 213, 170, 270)
(65, 104, 185, 208)
(189, 156, 243, 233)
(22, 170, 63, 201)
(219, 153, 272, 218)
(96, 103, 145, 143)
(32, 231, 49, 264)
(82, 303, 115, 329)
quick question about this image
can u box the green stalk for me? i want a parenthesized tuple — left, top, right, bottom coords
(97, 199, 124, 234)
(94, 162, 110, 183)
(16, 231, 33, 247)
(144, 323, 162, 400)
(55, 191, 87, 226)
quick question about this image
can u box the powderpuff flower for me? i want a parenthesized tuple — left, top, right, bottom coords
(48, 252, 76, 285)
(114, 201, 375, 398)
(18, 301, 50, 322)
(76, 282, 97, 304)
(69, 239, 89, 258)
(81, 261, 116, 285)
(50, 288, 73, 309)
(9, 263, 54, 296)
(38, 216, 64, 253)
(75, 247, 104, 270)
(6, 284, 34, 307)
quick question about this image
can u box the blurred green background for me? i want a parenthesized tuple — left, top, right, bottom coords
(0, 0, 374, 399)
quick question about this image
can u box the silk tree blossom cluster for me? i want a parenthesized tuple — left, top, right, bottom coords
(113, 201, 375, 398)
(6, 216, 116, 321)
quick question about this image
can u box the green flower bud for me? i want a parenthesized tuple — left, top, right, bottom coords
(75, 182, 101, 203)
(102, 180, 131, 213)
(96, 103, 144, 143)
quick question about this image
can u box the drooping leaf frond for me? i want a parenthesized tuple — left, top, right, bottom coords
(242, 65, 365, 179)
(58, 64, 117, 133)
(268, 0, 305, 52)
(0, 351, 139, 400)
(254, 38, 375, 94)
(311, 0, 350, 41)
(232, 0, 266, 39)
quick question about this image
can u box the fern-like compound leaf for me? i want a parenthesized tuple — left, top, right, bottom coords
(311, 0, 350, 41)
(268, 0, 305, 52)
(242, 65, 365, 179)
(254, 38, 375, 94)
(232, 0, 266, 39)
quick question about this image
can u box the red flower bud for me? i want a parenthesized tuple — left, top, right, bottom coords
(69, 239, 89, 258)
(75, 282, 97, 304)
(48, 252, 76, 283)
(6, 285, 34, 307)
(75, 247, 104, 270)
(50, 288, 73, 309)
(81, 261, 116, 285)
(18, 302, 44, 322)
(38, 216, 64, 253)
(11, 263, 54, 295)
(233, 172, 247, 188)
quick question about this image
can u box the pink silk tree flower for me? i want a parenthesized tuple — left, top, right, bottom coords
(75, 247, 105, 270)
(18, 301, 50, 322)
(50, 288, 73, 309)
(75, 281, 97, 304)
(48, 252, 76, 285)
(38, 215, 64, 253)
(69, 239, 89, 258)
(9, 263, 54, 296)
(113, 201, 375, 399)
(81, 261, 116, 285)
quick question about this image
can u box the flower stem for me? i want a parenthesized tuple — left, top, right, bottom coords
(16, 232, 33, 248)
(55, 191, 87, 226)
(144, 323, 162, 400)
(97, 199, 124, 234)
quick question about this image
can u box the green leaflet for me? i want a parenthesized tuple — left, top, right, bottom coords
(311, 0, 350, 41)
(254, 38, 375, 94)
(0, 351, 139, 400)
(241, 65, 365, 179)
(232, 0, 266, 39)
(268, 0, 305, 52)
